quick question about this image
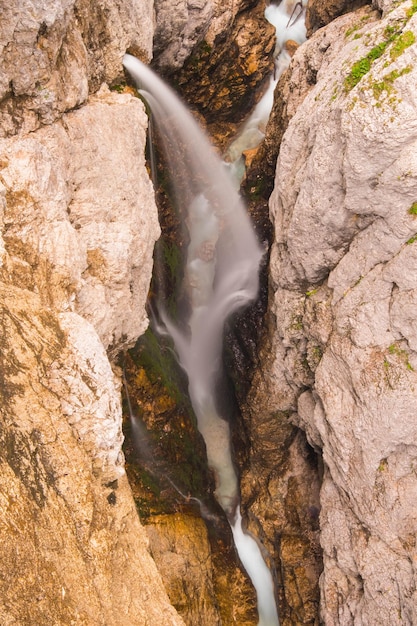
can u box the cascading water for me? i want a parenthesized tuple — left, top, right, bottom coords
(123, 54, 280, 626)
(225, 0, 307, 177)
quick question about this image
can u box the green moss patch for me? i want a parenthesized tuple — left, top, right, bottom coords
(406, 0, 417, 18)
(129, 326, 184, 404)
(390, 30, 416, 59)
(345, 41, 390, 91)
(372, 65, 412, 99)
(344, 6, 416, 94)
(388, 342, 414, 371)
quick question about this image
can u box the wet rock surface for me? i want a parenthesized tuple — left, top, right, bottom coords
(305, 0, 371, 37)
(122, 342, 260, 625)
(146, 514, 223, 626)
(158, 0, 276, 138)
(145, 512, 260, 626)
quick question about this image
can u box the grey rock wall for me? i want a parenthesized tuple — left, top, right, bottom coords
(0, 0, 153, 136)
(0, 1, 185, 624)
(256, 0, 417, 623)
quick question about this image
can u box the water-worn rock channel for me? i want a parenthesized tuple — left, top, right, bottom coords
(1, 0, 417, 625)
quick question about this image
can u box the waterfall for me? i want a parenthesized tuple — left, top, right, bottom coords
(123, 54, 279, 626)
(225, 0, 307, 174)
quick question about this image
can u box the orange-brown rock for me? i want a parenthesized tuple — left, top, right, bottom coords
(285, 39, 300, 57)
(145, 513, 259, 626)
(305, 0, 370, 36)
(163, 2, 275, 127)
(122, 343, 260, 625)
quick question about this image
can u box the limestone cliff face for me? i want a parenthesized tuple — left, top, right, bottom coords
(0, 1, 185, 624)
(0, 0, 153, 137)
(1, 90, 159, 353)
(249, 0, 417, 623)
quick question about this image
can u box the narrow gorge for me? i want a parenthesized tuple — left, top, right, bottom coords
(0, 1, 417, 625)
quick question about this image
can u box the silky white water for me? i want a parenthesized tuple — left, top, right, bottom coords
(123, 54, 279, 626)
(225, 0, 307, 173)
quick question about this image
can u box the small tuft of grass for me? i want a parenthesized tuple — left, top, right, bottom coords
(387, 342, 415, 371)
(384, 24, 398, 38)
(408, 202, 417, 215)
(346, 23, 363, 38)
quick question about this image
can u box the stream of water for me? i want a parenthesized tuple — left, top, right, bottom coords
(123, 53, 280, 626)
(225, 0, 307, 178)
